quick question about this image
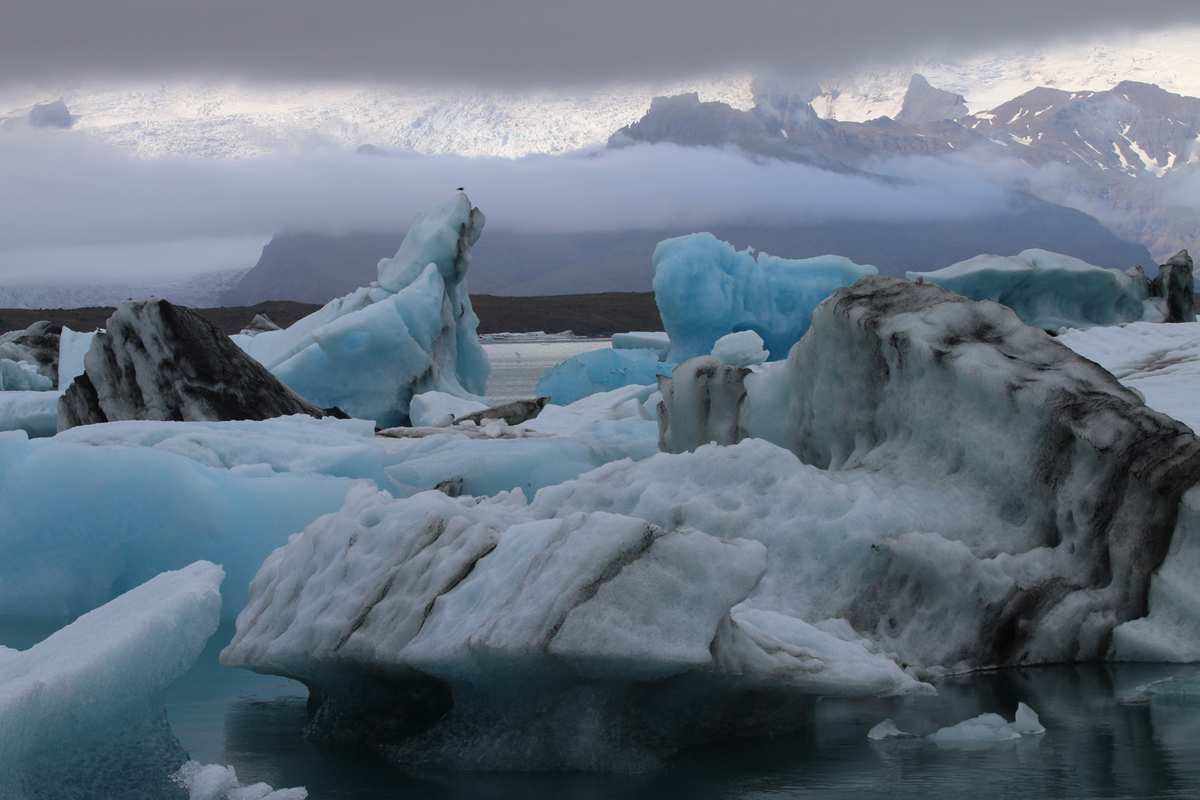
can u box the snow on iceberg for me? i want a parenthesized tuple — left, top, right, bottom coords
(652, 233, 877, 362)
(1058, 321, 1200, 433)
(535, 347, 662, 405)
(908, 249, 1146, 330)
(711, 330, 768, 367)
(0, 562, 223, 798)
(236, 193, 489, 426)
(611, 330, 670, 356)
(0, 428, 357, 620)
(653, 277, 1200, 668)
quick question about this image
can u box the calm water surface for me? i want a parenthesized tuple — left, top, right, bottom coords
(155, 625, 1200, 799)
(483, 339, 610, 403)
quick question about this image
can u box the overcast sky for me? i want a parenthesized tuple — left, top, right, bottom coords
(3, 0, 1199, 88)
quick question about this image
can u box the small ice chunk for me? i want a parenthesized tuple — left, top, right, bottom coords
(172, 761, 308, 800)
(612, 331, 670, 356)
(711, 330, 769, 366)
(0, 359, 53, 391)
(928, 713, 1021, 745)
(867, 719, 915, 740)
(1010, 702, 1045, 735)
(409, 390, 487, 427)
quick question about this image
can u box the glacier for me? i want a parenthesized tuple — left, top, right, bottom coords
(235, 193, 489, 427)
(0, 562, 223, 798)
(907, 249, 1147, 330)
(652, 233, 878, 362)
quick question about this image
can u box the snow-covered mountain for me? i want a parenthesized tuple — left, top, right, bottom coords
(4, 29, 1200, 161)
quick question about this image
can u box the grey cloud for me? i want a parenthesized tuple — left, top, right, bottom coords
(1, 0, 1198, 87)
(0, 128, 1015, 278)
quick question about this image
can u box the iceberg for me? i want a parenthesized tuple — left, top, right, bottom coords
(648, 277, 1200, 668)
(612, 331, 670, 356)
(172, 761, 307, 800)
(535, 347, 662, 405)
(0, 320, 59, 386)
(928, 703, 1044, 745)
(0, 390, 59, 437)
(0, 358, 53, 391)
(908, 249, 1146, 330)
(236, 193, 489, 426)
(408, 390, 488, 427)
(223, 478, 922, 770)
(652, 233, 877, 361)
(58, 299, 329, 431)
(0, 428, 357, 620)
(0, 562, 223, 798)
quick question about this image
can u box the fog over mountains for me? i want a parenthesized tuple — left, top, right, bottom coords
(5, 29, 1200, 306)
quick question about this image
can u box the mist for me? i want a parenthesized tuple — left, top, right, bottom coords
(3, 1, 1199, 89)
(0, 128, 1024, 281)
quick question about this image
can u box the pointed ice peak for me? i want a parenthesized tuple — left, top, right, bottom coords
(897, 74, 968, 125)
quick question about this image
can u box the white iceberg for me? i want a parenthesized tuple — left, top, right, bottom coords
(172, 761, 307, 800)
(612, 330, 670, 356)
(236, 193, 489, 427)
(0, 562, 223, 797)
(928, 703, 1045, 745)
(867, 719, 915, 740)
(653, 232, 877, 362)
(908, 249, 1146, 330)
(408, 390, 488, 427)
(711, 330, 768, 367)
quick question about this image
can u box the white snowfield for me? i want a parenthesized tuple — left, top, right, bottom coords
(908, 249, 1146, 330)
(0, 562, 223, 796)
(235, 192, 490, 427)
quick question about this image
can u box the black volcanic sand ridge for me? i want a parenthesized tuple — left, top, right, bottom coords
(0, 293, 662, 338)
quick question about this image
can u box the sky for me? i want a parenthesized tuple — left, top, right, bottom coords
(3, 0, 1199, 88)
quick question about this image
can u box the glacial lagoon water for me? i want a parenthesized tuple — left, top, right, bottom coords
(482, 337, 612, 403)
(158, 625, 1200, 799)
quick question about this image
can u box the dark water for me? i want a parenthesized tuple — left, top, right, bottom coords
(155, 624, 1200, 800)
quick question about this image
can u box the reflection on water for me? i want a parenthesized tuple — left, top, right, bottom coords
(154, 624, 1200, 799)
(483, 339, 610, 404)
